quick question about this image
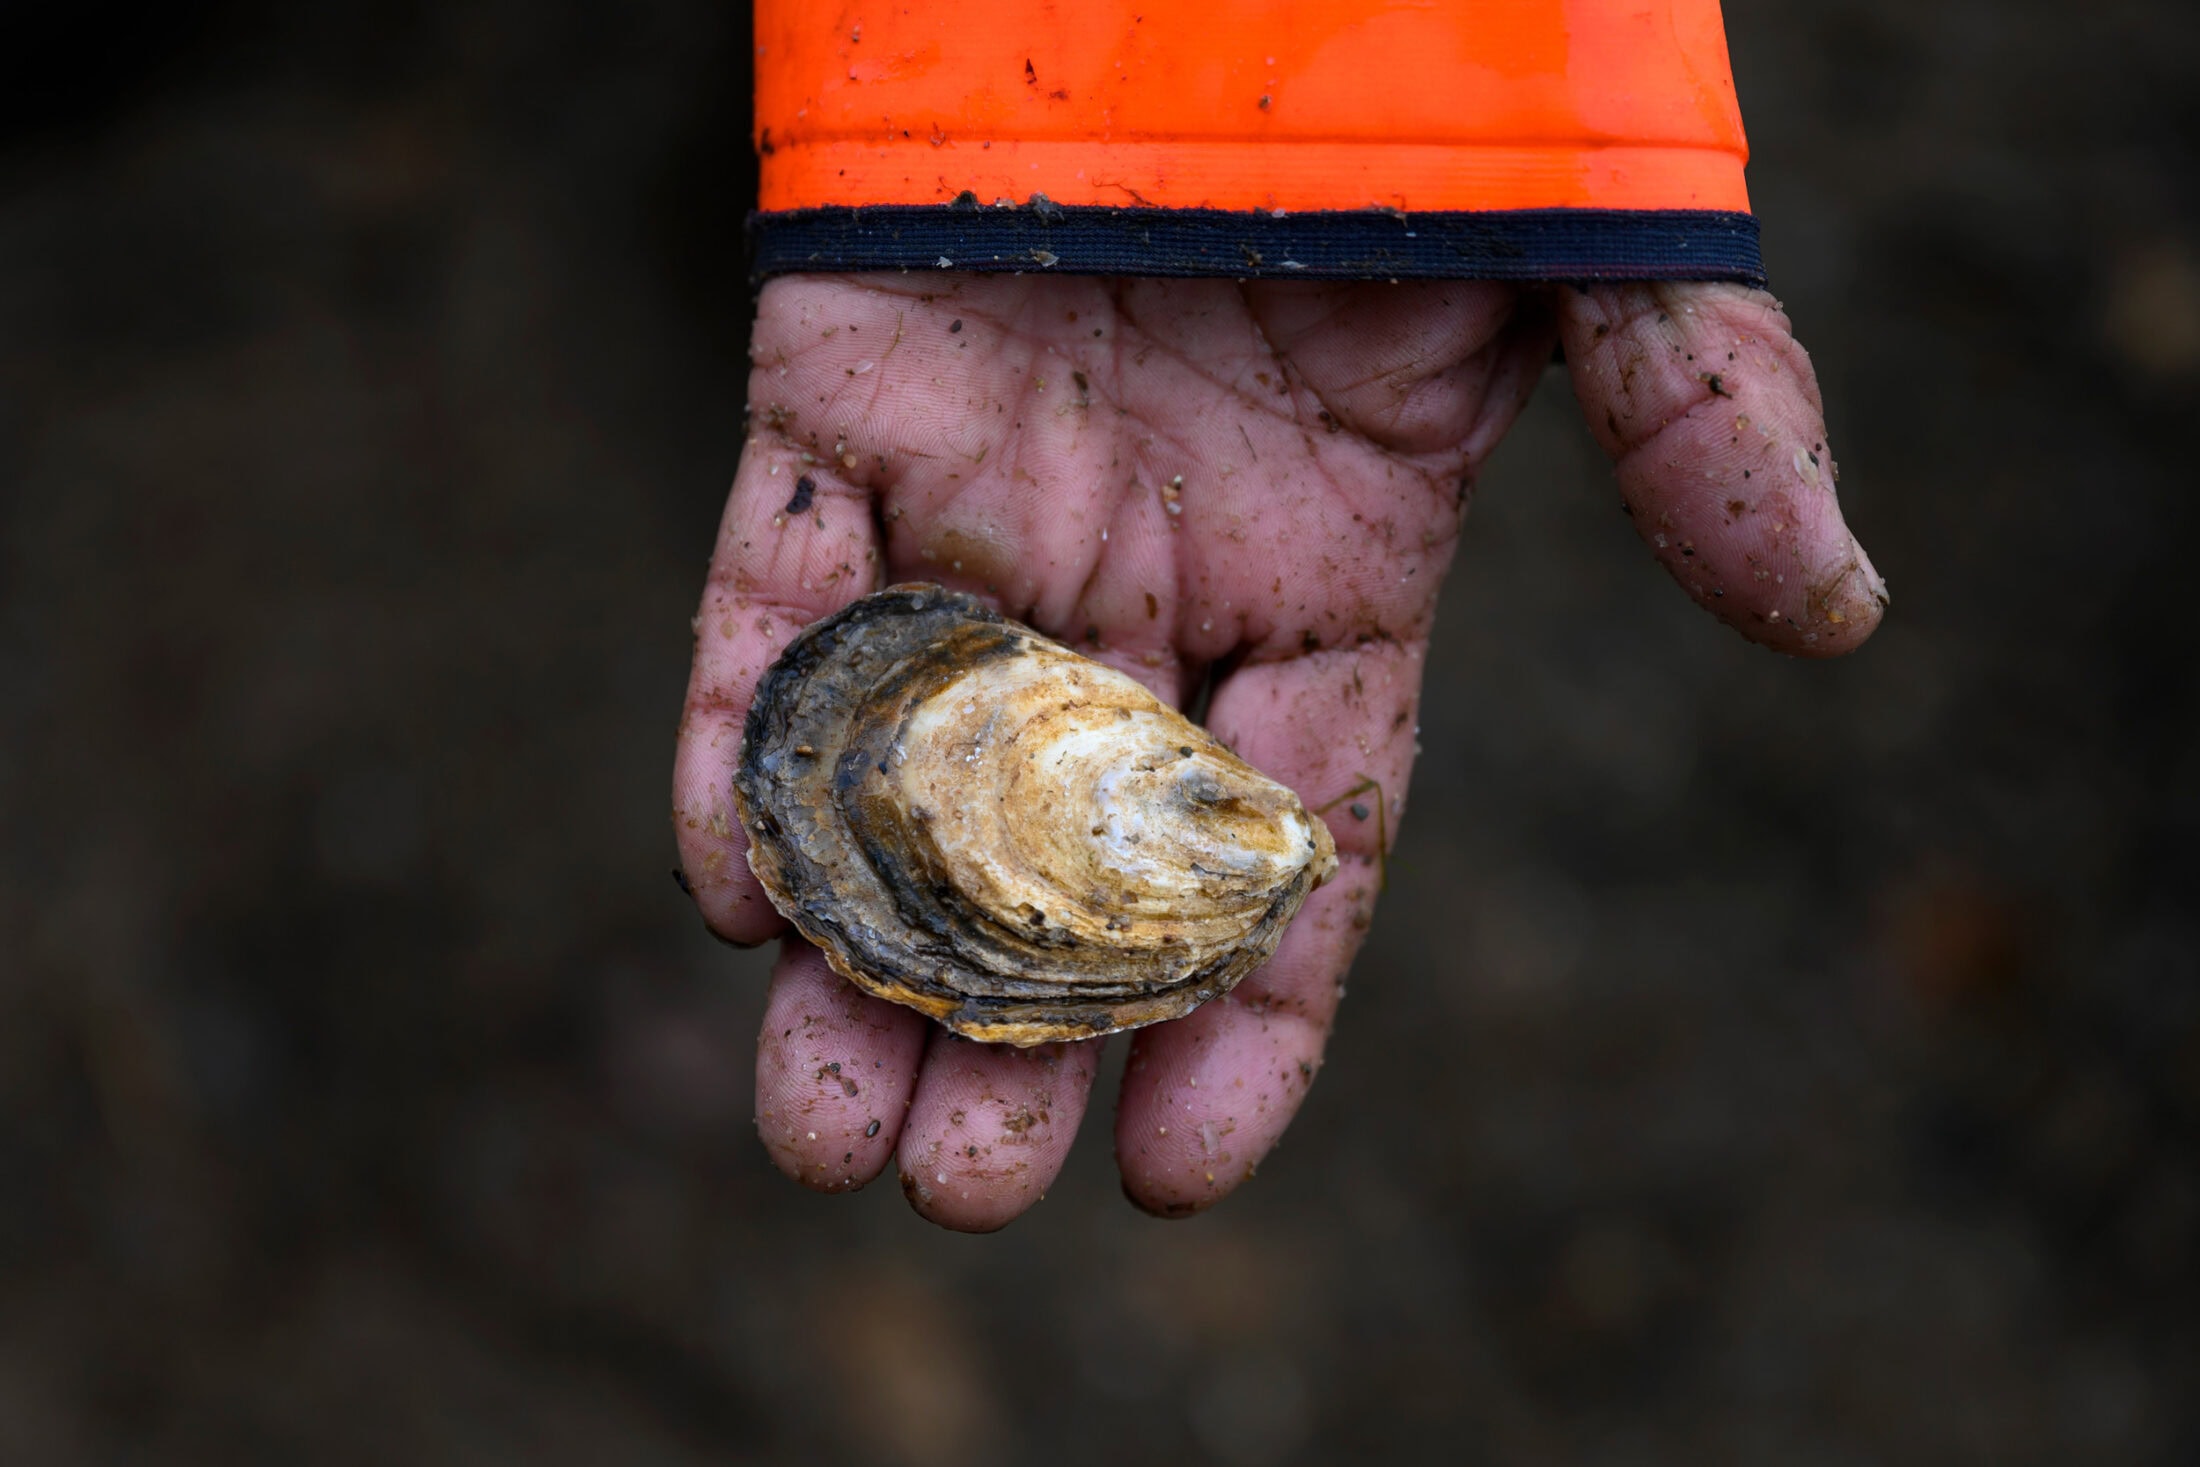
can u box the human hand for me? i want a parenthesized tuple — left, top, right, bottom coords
(674, 273, 1884, 1230)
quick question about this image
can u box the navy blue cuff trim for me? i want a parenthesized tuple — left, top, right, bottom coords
(748, 204, 1764, 287)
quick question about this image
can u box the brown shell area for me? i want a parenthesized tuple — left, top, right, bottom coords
(732, 584, 1337, 1045)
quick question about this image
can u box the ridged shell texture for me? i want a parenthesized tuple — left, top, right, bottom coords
(733, 586, 1338, 1044)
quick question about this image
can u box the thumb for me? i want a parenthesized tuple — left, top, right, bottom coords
(1557, 282, 1887, 656)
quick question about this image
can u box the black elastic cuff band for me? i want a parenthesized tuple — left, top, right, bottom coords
(748, 204, 1765, 287)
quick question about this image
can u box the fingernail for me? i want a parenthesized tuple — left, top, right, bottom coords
(1852, 535, 1890, 607)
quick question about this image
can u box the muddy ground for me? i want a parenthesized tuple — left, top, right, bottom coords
(4, 2, 2197, 1463)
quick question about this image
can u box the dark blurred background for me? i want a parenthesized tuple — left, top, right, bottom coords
(4, 1, 2196, 1462)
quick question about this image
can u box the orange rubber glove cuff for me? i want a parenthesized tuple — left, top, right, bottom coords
(751, 0, 1765, 285)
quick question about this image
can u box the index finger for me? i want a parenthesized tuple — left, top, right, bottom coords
(1112, 638, 1423, 1215)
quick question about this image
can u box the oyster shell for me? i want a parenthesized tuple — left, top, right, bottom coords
(733, 585, 1338, 1045)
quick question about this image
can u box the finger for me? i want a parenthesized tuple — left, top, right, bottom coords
(1113, 873, 1372, 1216)
(1557, 281, 1888, 656)
(1114, 640, 1420, 1215)
(896, 1031, 1104, 1233)
(672, 292, 886, 943)
(754, 942, 927, 1191)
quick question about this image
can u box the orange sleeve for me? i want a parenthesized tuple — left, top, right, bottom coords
(750, 0, 1765, 286)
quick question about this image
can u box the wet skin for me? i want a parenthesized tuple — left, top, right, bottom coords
(674, 275, 1885, 1231)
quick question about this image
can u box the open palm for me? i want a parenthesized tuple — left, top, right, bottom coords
(675, 272, 1883, 1230)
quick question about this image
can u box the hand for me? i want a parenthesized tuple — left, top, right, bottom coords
(674, 274, 1884, 1230)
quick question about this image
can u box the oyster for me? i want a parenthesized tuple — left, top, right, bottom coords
(733, 585, 1338, 1045)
